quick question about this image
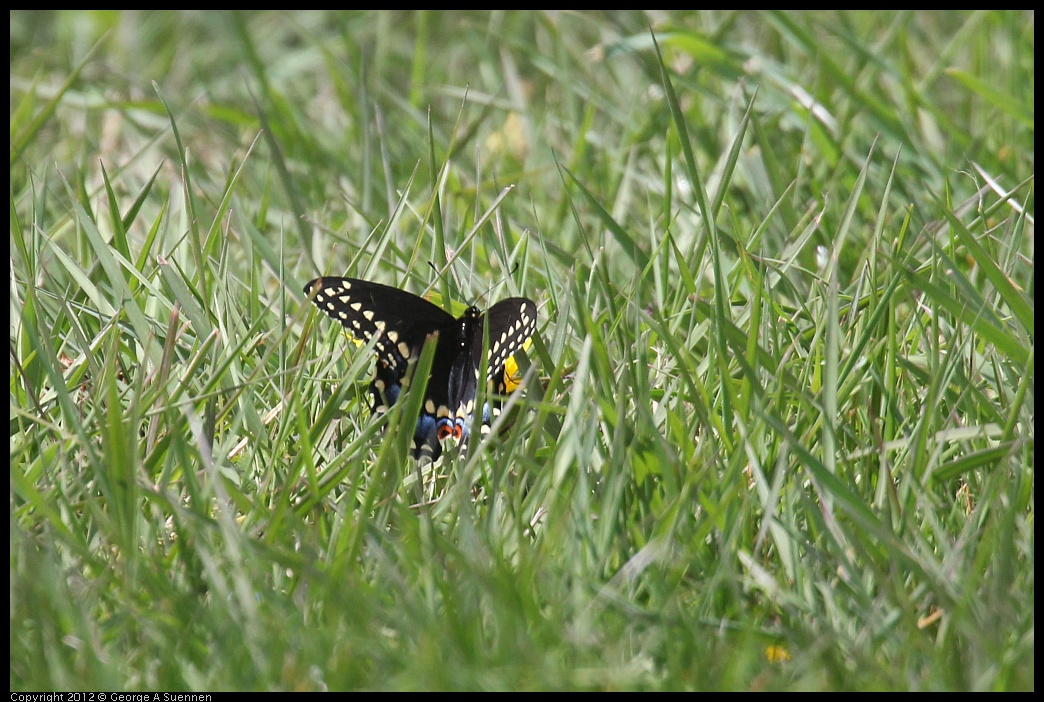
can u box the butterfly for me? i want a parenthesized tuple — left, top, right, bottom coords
(304, 276, 537, 463)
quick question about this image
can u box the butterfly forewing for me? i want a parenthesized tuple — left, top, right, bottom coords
(305, 277, 454, 376)
(484, 298, 538, 377)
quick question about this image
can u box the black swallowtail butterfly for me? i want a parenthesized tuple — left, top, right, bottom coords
(304, 276, 537, 463)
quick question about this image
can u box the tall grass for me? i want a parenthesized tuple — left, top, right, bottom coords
(11, 11, 1033, 691)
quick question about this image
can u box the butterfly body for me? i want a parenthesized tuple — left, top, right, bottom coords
(304, 276, 537, 462)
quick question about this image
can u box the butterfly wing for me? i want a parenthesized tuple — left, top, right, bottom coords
(304, 276, 454, 377)
(305, 277, 456, 456)
(482, 297, 539, 390)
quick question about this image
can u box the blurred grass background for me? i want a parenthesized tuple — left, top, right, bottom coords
(10, 11, 1034, 691)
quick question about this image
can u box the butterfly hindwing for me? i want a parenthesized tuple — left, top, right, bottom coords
(304, 276, 536, 462)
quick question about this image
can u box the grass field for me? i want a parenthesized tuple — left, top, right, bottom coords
(10, 10, 1034, 691)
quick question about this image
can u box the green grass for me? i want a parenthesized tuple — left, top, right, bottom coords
(10, 10, 1034, 691)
